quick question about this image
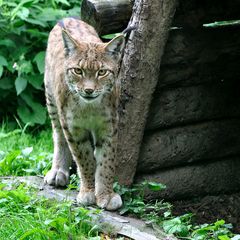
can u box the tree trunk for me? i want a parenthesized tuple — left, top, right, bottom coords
(116, 0, 178, 185)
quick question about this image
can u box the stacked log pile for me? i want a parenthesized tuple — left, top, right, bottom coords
(137, 2, 240, 199)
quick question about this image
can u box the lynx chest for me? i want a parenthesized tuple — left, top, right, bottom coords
(64, 97, 111, 139)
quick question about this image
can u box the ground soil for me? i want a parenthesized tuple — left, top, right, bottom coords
(171, 192, 240, 233)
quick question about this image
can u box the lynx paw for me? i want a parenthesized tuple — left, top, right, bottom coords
(96, 193, 122, 211)
(44, 168, 69, 187)
(77, 189, 96, 206)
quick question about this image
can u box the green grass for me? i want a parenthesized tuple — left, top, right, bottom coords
(0, 122, 53, 155)
(0, 124, 53, 176)
(0, 183, 100, 240)
(1, 124, 240, 240)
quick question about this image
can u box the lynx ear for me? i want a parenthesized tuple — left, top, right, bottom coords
(105, 35, 125, 60)
(62, 29, 78, 56)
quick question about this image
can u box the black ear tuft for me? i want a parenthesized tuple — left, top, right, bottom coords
(61, 29, 78, 56)
(105, 35, 125, 60)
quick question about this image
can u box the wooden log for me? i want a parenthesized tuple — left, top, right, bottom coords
(138, 119, 240, 172)
(161, 28, 240, 66)
(81, 0, 133, 35)
(146, 79, 240, 130)
(157, 27, 240, 88)
(116, 0, 178, 185)
(80, 0, 240, 36)
(135, 157, 240, 200)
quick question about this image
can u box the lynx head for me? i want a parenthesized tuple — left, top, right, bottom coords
(61, 29, 125, 102)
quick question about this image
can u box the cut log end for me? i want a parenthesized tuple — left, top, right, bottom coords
(81, 0, 133, 35)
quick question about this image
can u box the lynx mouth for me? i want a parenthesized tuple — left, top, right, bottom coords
(80, 94, 99, 102)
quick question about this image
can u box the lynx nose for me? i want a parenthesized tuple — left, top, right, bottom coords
(84, 88, 94, 95)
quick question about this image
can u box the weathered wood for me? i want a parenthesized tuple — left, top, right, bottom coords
(138, 119, 240, 172)
(146, 79, 240, 130)
(81, 0, 133, 35)
(136, 157, 240, 200)
(81, 0, 240, 36)
(116, 0, 178, 185)
(158, 27, 240, 88)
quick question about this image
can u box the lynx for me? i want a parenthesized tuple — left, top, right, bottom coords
(44, 18, 125, 210)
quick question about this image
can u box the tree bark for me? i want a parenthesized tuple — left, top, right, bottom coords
(116, 0, 178, 185)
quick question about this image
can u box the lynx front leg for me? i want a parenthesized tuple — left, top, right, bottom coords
(94, 136, 122, 210)
(44, 101, 72, 187)
(45, 128, 72, 186)
(69, 137, 96, 206)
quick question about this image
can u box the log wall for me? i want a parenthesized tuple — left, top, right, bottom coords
(136, 3, 240, 199)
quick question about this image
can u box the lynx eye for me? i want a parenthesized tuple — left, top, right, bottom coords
(72, 68, 83, 75)
(97, 69, 108, 77)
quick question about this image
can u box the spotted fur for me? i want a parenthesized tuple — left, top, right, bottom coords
(44, 18, 125, 210)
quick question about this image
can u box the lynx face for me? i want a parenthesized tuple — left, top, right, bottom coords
(62, 30, 124, 102)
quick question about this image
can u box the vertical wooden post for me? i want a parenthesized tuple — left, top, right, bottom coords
(116, 0, 178, 185)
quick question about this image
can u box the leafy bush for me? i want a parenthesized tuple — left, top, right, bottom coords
(0, 0, 81, 125)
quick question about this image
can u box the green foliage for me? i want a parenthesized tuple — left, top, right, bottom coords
(0, 125, 53, 176)
(203, 20, 240, 28)
(0, 184, 100, 240)
(0, 145, 52, 176)
(1, 125, 239, 239)
(0, 0, 81, 125)
(191, 220, 236, 240)
(116, 182, 239, 240)
(67, 173, 81, 190)
(101, 33, 120, 40)
(114, 181, 168, 217)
